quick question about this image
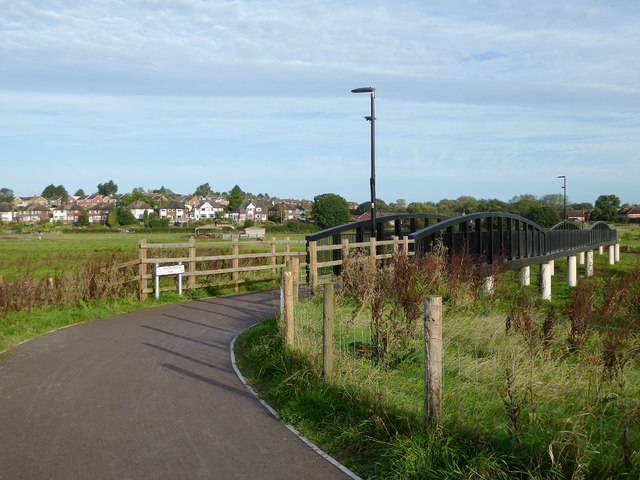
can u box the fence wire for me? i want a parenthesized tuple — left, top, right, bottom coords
(281, 289, 640, 467)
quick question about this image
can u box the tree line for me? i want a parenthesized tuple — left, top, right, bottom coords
(313, 193, 633, 230)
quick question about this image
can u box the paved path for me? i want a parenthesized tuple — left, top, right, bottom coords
(0, 291, 353, 479)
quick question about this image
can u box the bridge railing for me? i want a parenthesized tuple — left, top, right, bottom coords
(306, 214, 449, 282)
(305, 213, 618, 288)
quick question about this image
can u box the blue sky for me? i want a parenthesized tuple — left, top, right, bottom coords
(1, 0, 639, 205)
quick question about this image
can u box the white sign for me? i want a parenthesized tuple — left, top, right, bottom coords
(156, 264, 185, 276)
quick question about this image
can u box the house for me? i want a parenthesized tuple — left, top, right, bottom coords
(28, 196, 47, 206)
(269, 203, 297, 222)
(46, 196, 65, 206)
(183, 196, 202, 210)
(87, 205, 110, 224)
(0, 203, 13, 223)
(52, 204, 83, 224)
(228, 199, 269, 223)
(294, 205, 309, 221)
(77, 193, 105, 208)
(566, 210, 592, 223)
(207, 195, 228, 206)
(126, 201, 154, 220)
(191, 201, 224, 221)
(158, 200, 187, 222)
(12, 197, 28, 208)
(619, 207, 640, 219)
(15, 204, 51, 223)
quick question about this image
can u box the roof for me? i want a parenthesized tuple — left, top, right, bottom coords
(127, 200, 153, 210)
(162, 200, 184, 209)
(0, 202, 11, 212)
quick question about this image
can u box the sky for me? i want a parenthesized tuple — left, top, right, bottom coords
(1, 0, 639, 206)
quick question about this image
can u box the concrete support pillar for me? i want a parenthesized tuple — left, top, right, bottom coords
(550, 260, 555, 276)
(615, 243, 620, 262)
(586, 250, 594, 277)
(599, 246, 604, 255)
(567, 256, 577, 287)
(520, 266, 530, 286)
(483, 276, 494, 296)
(540, 263, 552, 301)
(578, 252, 585, 265)
(608, 245, 615, 265)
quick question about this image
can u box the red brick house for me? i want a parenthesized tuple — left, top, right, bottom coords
(158, 200, 187, 222)
(87, 205, 110, 224)
(15, 204, 51, 223)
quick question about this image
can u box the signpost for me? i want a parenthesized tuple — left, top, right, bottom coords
(155, 263, 185, 299)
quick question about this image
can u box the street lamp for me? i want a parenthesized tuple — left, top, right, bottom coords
(557, 175, 566, 223)
(351, 86, 376, 239)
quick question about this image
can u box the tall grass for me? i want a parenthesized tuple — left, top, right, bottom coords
(240, 248, 640, 478)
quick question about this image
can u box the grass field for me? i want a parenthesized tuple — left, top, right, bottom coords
(0, 231, 307, 282)
(236, 231, 640, 479)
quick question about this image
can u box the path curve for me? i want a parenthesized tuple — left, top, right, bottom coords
(0, 291, 354, 479)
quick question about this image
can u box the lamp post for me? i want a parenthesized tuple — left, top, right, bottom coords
(557, 175, 566, 223)
(351, 86, 376, 239)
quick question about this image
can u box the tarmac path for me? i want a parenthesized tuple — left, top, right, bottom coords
(0, 291, 354, 479)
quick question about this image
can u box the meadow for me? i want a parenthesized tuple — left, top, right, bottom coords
(236, 232, 640, 479)
(0, 230, 307, 282)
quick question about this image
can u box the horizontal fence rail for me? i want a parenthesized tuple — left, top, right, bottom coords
(137, 237, 306, 299)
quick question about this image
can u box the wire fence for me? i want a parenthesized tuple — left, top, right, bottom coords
(279, 282, 640, 469)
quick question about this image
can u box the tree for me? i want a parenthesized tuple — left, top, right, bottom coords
(194, 183, 213, 197)
(312, 193, 351, 230)
(116, 207, 137, 225)
(97, 180, 118, 196)
(591, 195, 620, 222)
(477, 198, 508, 213)
(0, 187, 14, 203)
(527, 205, 561, 228)
(76, 212, 89, 227)
(41, 184, 68, 202)
(74, 188, 85, 196)
(227, 185, 244, 211)
(407, 202, 438, 214)
(389, 198, 407, 213)
(121, 190, 155, 208)
(436, 199, 458, 217)
(355, 199, 389, 216)
(455, 196, 479, 214)
(153, 185, 175, 197)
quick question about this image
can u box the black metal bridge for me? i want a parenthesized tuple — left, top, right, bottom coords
(306, 212, 617, 278)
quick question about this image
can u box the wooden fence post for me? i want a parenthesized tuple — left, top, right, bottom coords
(139, 238, 147, 301)
(284, 270, 294, 347)
(323, 282, 334, 378)
(232, 237, 239, 292)
(393, 235, 399, 253)
(342, 238, 349, 273)
(370, 236, 377, 269)
(424, 296, 443, 427)
(309, 240, 318, 294)
(188, 236, 196, 290)
(293, 257, 300, 303)
(403, 236, 409, 254)
(270, 237, 277, 274)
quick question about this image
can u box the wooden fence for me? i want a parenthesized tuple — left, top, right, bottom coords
(104, 235, 415, 300)
(306, 235, 414, 289)
(135, 237, 306, 300)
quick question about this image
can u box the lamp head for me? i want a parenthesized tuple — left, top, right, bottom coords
(351, 86, 375, 93)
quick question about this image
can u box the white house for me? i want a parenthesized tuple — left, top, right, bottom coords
(126, 200, 155, 220)
(0, 203, 13, 223)
(191, 201, 224, 221)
